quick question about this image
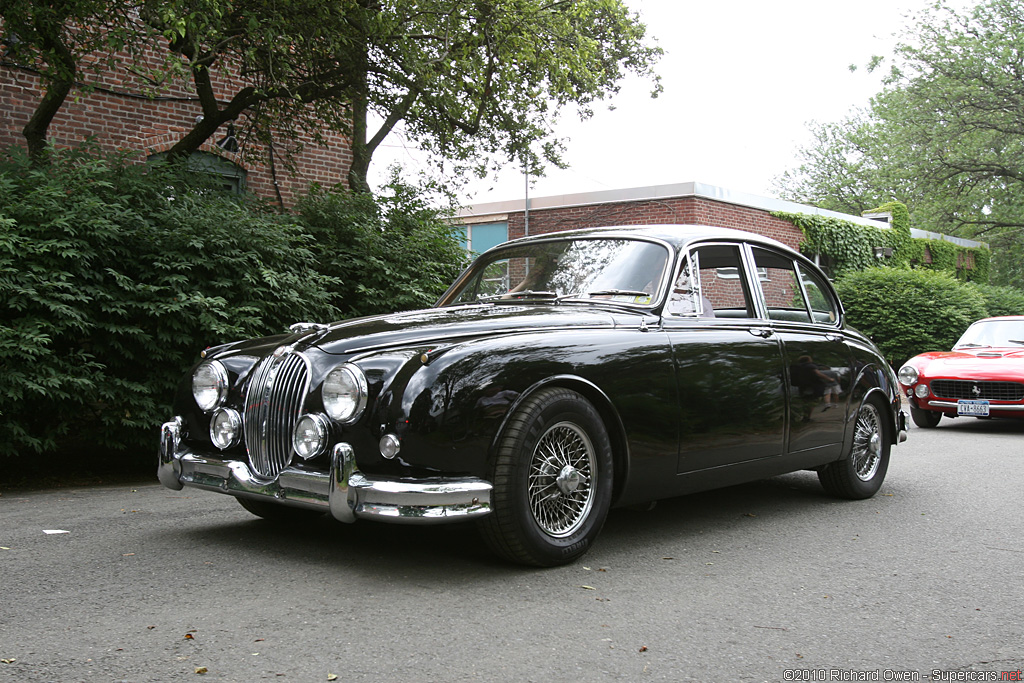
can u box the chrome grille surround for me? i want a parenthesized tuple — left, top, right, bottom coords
(931, 379, 1024, 402)
(244, 349, 311, 480)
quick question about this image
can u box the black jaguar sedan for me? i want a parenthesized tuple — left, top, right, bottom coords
(159, 225, 907, 566)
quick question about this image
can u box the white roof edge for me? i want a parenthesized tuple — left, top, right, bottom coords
(458, 181, 987, 248)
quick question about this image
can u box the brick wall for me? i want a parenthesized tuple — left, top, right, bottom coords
(504, 195, 803, 249)
(1, 49, 352, 206)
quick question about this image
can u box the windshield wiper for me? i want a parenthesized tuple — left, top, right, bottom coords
(957, 343, 987, 348)
(584, 289, 651, 298)
(505, 290, 558, 299)
(1008, 339, 1024, 345)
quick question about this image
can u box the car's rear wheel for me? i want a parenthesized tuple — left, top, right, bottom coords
(479, 387, 613, 567)
(818, 397, 890, 500)
(910, 405, 942, 428)
(237, 496, 324, 523)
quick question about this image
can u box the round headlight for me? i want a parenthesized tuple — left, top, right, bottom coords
(897, 365, 919, 386)
(210, 407, 241, 450)
(322, 364, 368, 424)
(915, 383, 930, 399)
(193, 360, 229, 412)
(293, 413, 330, 460)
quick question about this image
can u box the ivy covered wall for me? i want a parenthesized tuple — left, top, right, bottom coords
(773, 201, 990, 283)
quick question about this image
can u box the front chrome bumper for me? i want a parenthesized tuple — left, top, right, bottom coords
(158, 419, 493, 524)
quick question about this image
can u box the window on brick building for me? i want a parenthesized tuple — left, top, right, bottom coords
(148, 151, 247, 195)
(458, 221, 508, 255)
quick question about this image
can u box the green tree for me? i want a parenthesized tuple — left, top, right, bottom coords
(341, 0, 662, 192)
(7, 0, 660, 193)
(775, 0, 1024, 287)
(146, 0, 661, 192)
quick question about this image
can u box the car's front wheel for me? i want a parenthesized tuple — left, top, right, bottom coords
(818, 397, 891, 500)
(910, 405, 942, 428)
(479, 387, 613, 567)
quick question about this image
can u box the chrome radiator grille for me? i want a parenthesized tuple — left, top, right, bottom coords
(244, 351, 310, 479)
(931, 379, 1024, 402)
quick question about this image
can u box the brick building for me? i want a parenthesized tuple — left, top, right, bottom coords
(457, 182, 888, 256)
(1, 48, 352, 207)
(456, 181, 984, 268)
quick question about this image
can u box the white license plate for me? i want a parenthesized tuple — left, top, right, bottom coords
(958, 399, 990, 416)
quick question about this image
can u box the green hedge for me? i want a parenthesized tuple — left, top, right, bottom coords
(835, 267, 989, 367)
(296, 172, 468, 318)
(0, 149, 340, 461)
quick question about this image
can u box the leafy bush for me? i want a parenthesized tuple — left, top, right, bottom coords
(296, 172, 469, 318)
(0, 148, 339, 462)
(835, 267, 988, 367)
(968, 283, 1024, 317)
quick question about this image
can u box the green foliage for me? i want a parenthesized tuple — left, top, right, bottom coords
(775, 0, 1024, 289)
(296, 171, 469, 318)
(775, 205, 990, 282)
(10, 0, 661, 192)
(775, 211, 886, 274)
(0, 148, 339, 460)
(835, 267, 988, 367)
(343, 0, 663, 191)
(968, 283, 1024, 318)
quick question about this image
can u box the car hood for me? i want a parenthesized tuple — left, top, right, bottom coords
(911, 348, 1024, 380)
(306, 304, 631, 356)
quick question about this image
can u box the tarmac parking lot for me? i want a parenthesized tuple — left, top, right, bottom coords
(1, 416, 1022, 682)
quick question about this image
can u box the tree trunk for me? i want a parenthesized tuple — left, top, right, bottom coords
(22, 19, 77, 164)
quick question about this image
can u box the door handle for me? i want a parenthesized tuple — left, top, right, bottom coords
(749, 327, 774, 338)
(825, 333, 844, 342)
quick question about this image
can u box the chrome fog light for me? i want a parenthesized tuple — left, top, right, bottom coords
(322, 364, 368, 424)
(897, 365, 919, 386)
(293, 413, 330, 460)
(193, 360, 229, 412)
(380, 433, 401, 459)
(915, 384, 930, 398)
(209, 407, 241, 449)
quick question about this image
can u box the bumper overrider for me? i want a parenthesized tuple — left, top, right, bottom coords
(158, 419, 493, 524)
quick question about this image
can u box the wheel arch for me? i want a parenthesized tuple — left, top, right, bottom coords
(491, 374, 631, 504)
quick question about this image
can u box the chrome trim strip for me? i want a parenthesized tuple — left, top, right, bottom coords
(158, 422, 493, 525)
(928, 400, 1024, 411)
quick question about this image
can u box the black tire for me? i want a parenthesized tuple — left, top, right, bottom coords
(237, 496, 324, 523)
(818, 398, 891, 500)
(479, 387, 614, 567)
(910, 405, 942, 428)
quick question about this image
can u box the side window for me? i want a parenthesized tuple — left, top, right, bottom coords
(751, 248, 838, 325)
(797, 262, 840, 324)
(667, 244, 754, 318)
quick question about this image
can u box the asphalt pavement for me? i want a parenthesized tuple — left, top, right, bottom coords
(1, 416, 1022, 682)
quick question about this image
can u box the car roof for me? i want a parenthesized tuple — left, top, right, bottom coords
(972, 316, 1024, 323)
(506, 224, 794, 253)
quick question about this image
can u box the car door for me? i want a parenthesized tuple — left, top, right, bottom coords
(749, 246, 852, 460)
(663, 242, 788, 474)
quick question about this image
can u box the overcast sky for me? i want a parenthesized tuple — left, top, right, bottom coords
(370, 0, 948, 206)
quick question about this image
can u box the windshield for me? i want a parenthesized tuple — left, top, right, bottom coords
(440, 237, 671, 307)
(954, 319, 1024, 348)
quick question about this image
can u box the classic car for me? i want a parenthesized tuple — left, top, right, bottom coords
(159, 225, 908, 566)
(897, 315, 1024, 427)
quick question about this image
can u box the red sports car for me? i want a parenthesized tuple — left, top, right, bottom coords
(898, 316, 1024, 427)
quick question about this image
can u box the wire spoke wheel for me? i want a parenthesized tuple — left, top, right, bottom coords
(851, 402, 883, 481)
(528, 421, 596, 537)
(479, 387, 613, 566)
(818, 396, 891, 500)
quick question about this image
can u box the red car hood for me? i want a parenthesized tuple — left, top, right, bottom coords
(912, 348, 1024, 381)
